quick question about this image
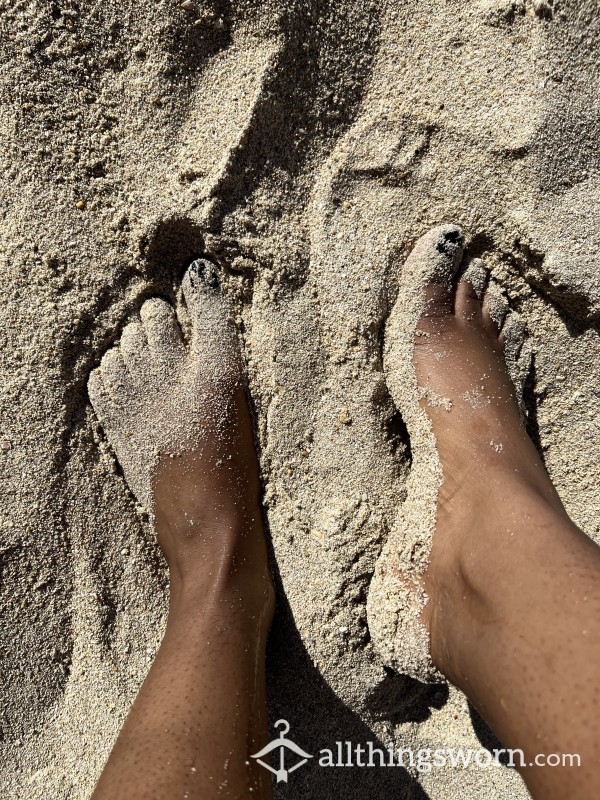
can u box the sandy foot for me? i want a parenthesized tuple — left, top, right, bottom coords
(88, 259, 271, 596)
(367, 225, 534, 681)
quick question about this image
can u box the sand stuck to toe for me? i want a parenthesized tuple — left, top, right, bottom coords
(367, 224, 534, 684)
(1, 1, 599, 798)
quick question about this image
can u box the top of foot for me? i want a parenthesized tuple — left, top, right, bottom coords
(89, 257, 274, 620)
(88, 259, 244, 516)
(88, 260, 274, 594)
(367, 224, 563, 681)
(402, 226, 554, 512)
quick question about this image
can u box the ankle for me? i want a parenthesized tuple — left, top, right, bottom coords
(154, 506, 275, 626)
(425, 479, 572, 683)
(169, 567, 275, 631)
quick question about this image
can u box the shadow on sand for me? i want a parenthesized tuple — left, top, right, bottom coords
(266, 592, 435, 800)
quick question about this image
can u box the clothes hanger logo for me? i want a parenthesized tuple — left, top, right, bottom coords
(251, 719, 313, 783)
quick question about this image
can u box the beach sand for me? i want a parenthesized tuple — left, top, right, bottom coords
(1, 0, 599, 797)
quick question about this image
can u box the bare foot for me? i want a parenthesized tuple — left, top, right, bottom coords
(88, 259, 274, 616)
(369, 227, 600, 800)
(367, 225, 568, 681)
(400, 228, 569, 680)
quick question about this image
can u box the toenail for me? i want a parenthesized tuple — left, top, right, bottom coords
(189, 258, 220, 289)
(435, 228, 464, 256)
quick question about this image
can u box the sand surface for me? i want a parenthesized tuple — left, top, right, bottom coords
(1, 1, 599, 798)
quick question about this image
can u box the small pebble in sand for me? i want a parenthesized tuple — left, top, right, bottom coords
(1, 440, 11, 452)
(180, 0, 194, 9)
(338, 407, 352, 424)
(76, 199, 85, 210)
(194, 12, 222, 29)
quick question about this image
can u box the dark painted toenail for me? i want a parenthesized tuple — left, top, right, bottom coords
(444, 229, 462, 244)
(189, 258, 220, 289)
(436, 229, 464, 256)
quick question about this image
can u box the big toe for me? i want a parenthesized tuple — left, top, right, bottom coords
(182, 258, 221, 312)
(182, 258, 241, 373)
(407, 224, 464, 328)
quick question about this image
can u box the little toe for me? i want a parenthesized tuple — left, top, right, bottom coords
(88, 368, 114, 422)
(140, 298, 185, 363)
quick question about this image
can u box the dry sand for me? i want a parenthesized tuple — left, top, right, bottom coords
(1, 0, 599, 798)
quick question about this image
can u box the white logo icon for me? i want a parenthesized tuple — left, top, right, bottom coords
(251, 719, 313, 783)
